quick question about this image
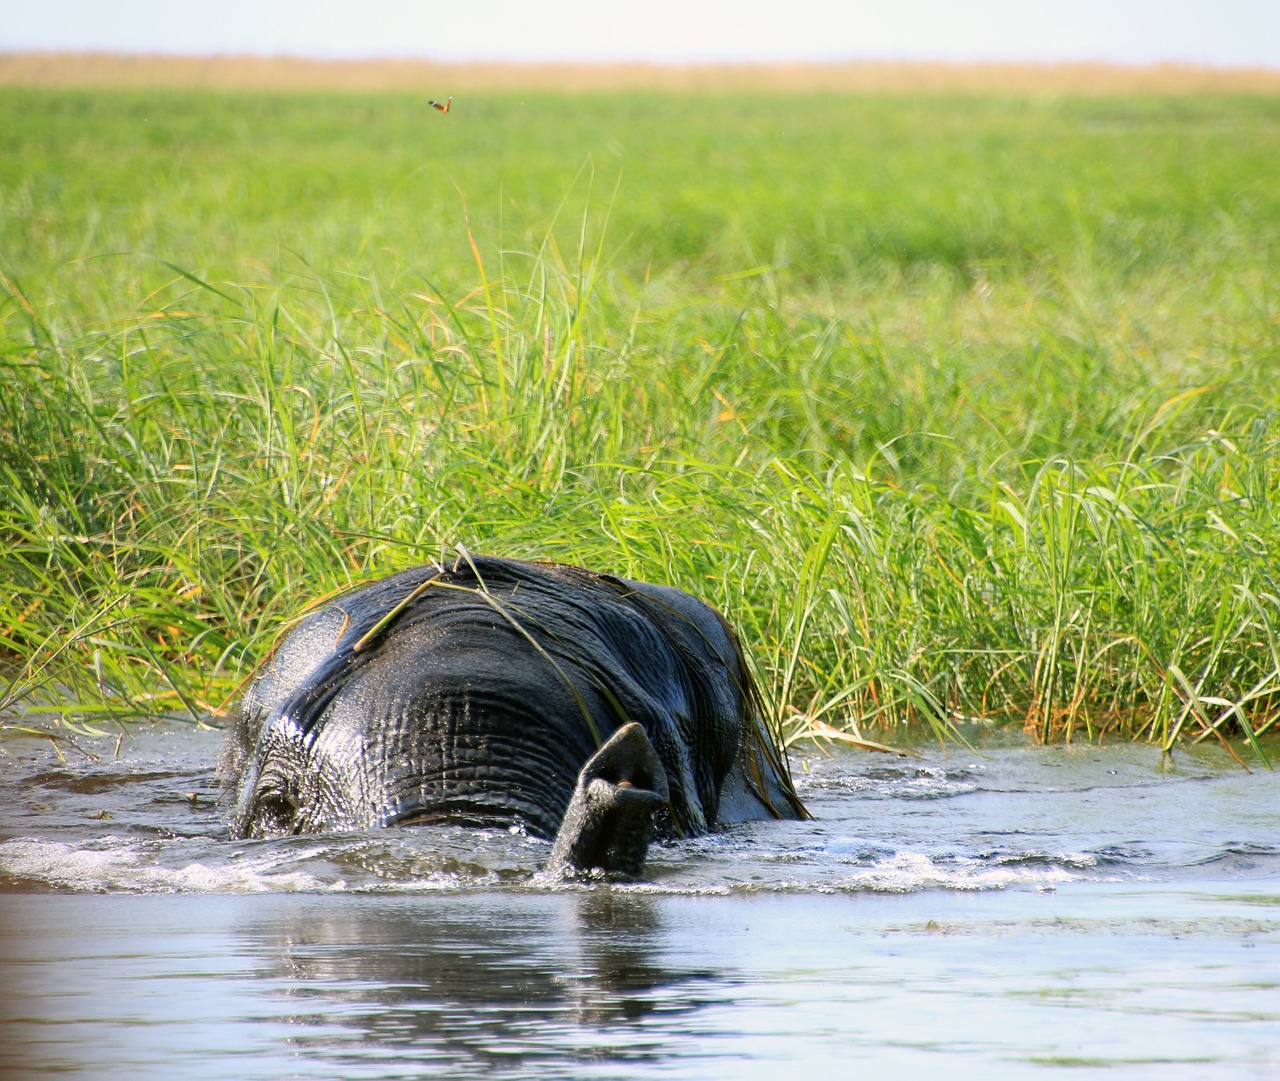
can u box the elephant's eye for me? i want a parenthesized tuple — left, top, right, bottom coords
(253, 790, 300, 834)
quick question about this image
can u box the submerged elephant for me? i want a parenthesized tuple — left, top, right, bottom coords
(223, 555, 807, 877)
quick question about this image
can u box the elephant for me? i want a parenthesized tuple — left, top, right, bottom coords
(222, 554, 807, 878)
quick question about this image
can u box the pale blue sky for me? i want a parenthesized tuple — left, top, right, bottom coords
(3, 0, 1278, 67)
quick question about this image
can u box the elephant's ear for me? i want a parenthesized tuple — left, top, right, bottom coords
(721, 616, 809, 822)
(613, 578, 808, 824)
(222, 600, 362, 786)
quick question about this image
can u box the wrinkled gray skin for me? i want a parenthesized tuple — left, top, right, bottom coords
(222, 556, 807, 879)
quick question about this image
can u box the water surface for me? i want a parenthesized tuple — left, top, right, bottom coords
(1, 724, 1277, 1078)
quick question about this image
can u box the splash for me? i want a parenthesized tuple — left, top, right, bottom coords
(0, 838, 338, 894)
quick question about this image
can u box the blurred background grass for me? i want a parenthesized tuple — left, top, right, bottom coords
(2, 75, 1278, 753)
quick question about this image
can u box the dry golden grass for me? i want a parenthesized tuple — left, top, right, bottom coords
(3, 50, 1279, 95)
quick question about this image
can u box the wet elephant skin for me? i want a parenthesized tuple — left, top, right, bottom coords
(223, 556, 806, 873)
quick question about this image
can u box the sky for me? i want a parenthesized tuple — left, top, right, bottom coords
(3, 0, 1279, 68)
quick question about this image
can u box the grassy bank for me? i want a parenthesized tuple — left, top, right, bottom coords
(2, 81, 1278, 755)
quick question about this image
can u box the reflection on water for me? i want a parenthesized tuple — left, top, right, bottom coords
(249, 891, 718, 1072)
(4, 885, 1278, 1080)
(1, 724, 1278, 1078)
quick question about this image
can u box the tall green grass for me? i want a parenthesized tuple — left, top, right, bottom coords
(2, 87, 1278, 755)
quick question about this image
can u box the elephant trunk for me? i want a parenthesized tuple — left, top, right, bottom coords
(547, 722, 669, 880)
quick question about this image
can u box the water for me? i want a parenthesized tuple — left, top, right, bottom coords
(1, 724, 1277, 1079)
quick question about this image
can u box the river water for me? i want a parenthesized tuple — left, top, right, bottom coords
(1, 723, 1277, 1079)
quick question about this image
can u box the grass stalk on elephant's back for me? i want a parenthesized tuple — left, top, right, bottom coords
(1, 84, 1278, 752)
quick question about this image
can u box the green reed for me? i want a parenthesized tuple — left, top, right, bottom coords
(2, 87, 1278, 756)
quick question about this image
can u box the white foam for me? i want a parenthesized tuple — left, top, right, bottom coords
(0, 835, 1088, 897)
(0, 838, 339, 894)
(845, 850, 1081, 892)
